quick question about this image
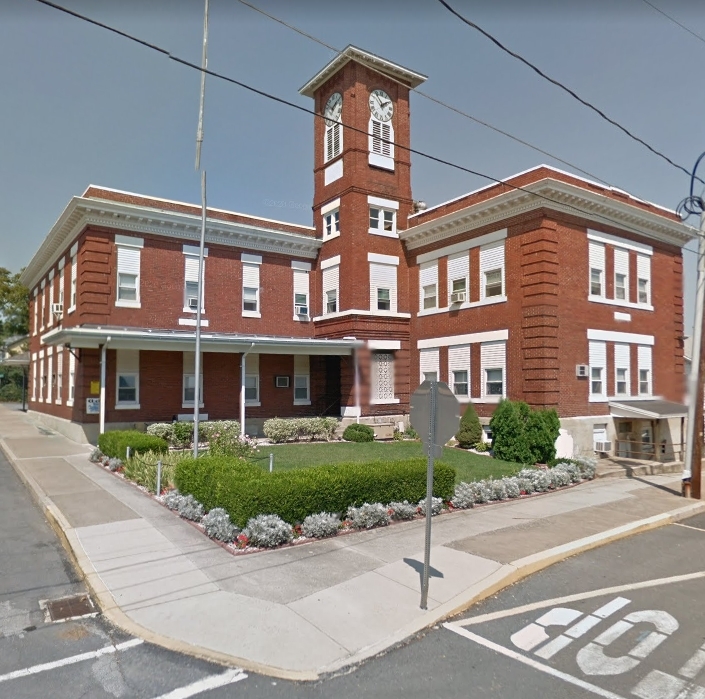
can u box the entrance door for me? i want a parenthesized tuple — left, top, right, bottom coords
(323, 356, 341, 416)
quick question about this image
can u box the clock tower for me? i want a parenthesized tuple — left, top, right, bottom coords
(299, 46, 427, 421)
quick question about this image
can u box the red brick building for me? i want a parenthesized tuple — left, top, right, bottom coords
(21, 46, 696, 455)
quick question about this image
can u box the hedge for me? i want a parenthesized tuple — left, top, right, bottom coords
(98, 430, 168, 460)
(342, 423, 374, 442)
(174, 457, 456, 527)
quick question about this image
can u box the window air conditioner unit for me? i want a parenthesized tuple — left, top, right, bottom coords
(450, 291, 466, 304)
(594, 441, 612, 453)
(275, 376, 290, 388)
(295, 305, 309, 316)
(51, 303, 63, 315)
(576, 364, 589, 378)
(188, 297, 199, 309)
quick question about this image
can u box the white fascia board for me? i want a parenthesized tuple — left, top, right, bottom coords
(417, 329, 509, 349)
(587, 329, 655, 345)
(321, 255, 341, 270)
(416, 229, 507, 265)
(368, 252, 400, 265)
(368, 195, 399, 210)
(368, 339, 401, 350)
(321, 198, 341, 216)
(291, 260, 312, 271)
(587, 229, 653, 256)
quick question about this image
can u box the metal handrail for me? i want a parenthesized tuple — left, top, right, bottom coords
(614, 439, 685, 462)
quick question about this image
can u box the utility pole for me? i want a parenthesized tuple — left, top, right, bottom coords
(684, 209, 705, 498)
(192, 0, 209, 459)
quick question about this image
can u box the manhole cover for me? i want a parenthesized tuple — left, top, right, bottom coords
(43, 594, 95, 622)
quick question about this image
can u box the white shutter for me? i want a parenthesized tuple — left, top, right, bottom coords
(68, 352, 75, 404)
(614, 344, 630, 369)
(47, 356, 53, 402)
(447, 252, 469, 301)
(589, 341, 607, 367)
(419, 348, 439, 383)
(371, 119, 382, 154)
(242, 263, 259, 289)
(589, 241, 605, 270)
(32, 359, 37, 401)
(71, 257, 77, 282)
(638, 345, 652, 372)
(370, 119, 394, 158)
(614, 248, 629, 277)
(184, 256, 200, 283)
(419, 261, 438, 308)
(369, 263, 397, 313)
(380, 122, 392, 157)
(117, 349, 139, 374)
(479, 242, 505, 299)
(294, 355, 309, 375)
(245, 353, 259, 374)
(322, 265, 339, 295)
(117, 246, 140, 275)
(293, 269, 309, 296)
(637, 254, 651, 304)
(448, 344, 470, 387)
(480, 341, 506, 398)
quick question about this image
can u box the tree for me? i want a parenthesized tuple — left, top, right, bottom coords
(456, 402, 482, 448)
(525, 409, 560, 464)
(0, 268, 29, 341)
(489, 400, 533, 464)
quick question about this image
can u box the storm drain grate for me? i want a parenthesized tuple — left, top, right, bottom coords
(42, 594, 96, 622)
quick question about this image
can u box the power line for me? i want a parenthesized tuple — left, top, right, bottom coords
(33, 0, 701, 249)
(435, 0, 701, 184)
(236, 0, 615, 187)
(639, 0, 705, 46)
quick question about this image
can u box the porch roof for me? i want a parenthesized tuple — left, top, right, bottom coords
(0, 351, 29, 367)
(609, 399, 688, 419)
(40, 326, 363, 356)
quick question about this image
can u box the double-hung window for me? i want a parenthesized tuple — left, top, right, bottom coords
(419, 260, 438, 311)
(638, 345, 652, 395)
(292, 261, 311, 319)
(244, 353, 259, 404)
(33, 291, 38, 335)
(242, 253, 262, 317)
(479, 242, 505, 300)
(115, 235, 143, 307)
(588, 241, 605, 298)
(48, 272, 54, 327)
(116, 349, 139, 408)
(614, 248, 629, 302)
(183, 245, 207, 313)
(40, 281, 46, 330)
(67, 352, 75, 406)
(614, 344, 630, 396)
(182, 351, 203, 406)
(480, 341, 506, 399)
(369, 255, 398, 314)
(322, 256, 340, 316)
(324, 210, 339, 238)
(448, 252, 469, 304)
(637, 254, 651, 305)
(368, 196, 398, 238)
(294, 355, 310, 405)
(69, 254, 77, 311)
(56, 349, 63, 404)
(448, 344, 470, 398)
(589, 340, 607, 401)
(419, 348, 439, 385)
(58, 265, 65, 313)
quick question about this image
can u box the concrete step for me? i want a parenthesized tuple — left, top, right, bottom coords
(596, 460, 683, 479)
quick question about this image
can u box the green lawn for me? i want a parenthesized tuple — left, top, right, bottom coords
(260, 441, 521, 484)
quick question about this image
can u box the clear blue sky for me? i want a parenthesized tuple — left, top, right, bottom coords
(1, 0, 703, 334)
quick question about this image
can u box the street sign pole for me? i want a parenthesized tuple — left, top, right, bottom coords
(420, 381, 437, 610)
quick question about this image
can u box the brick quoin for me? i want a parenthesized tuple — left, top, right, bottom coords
(22, 47, 694, 454)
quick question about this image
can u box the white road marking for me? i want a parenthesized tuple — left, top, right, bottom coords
(443, 623, 628, 699)
(151, 669, 248, 698)
(674, 523, 705, 533)
(458, 571, 705, 627)
(633, 669, 705, 699)
(510, 607, 582, 652)
(0, 638, 144, 683)
(680, 646, 705, 679)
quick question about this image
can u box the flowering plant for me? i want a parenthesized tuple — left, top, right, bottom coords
(235, 533, 250, 549)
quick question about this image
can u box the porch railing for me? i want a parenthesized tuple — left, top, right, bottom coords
(614, 440, 685, 463)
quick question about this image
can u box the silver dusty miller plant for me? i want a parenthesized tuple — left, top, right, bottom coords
(164, 489, 185, 511)
(388, 500, 418, 520)
(451, 482, 476, 509)
(201, 508, 238, 543)
(301, 512, 340, 538)
(244, 514, 294, 548)
(177, 494, 204, 521)
(346, 503, 391, 529)
(417, 496, 443, 516)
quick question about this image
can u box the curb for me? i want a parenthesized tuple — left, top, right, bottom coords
(3, 435, 703, 680)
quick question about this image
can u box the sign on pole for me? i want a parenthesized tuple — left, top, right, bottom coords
(410, 380, 461, 609)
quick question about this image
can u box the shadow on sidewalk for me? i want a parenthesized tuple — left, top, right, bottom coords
(629, 476, 681, 497)
(403, 557, 444, 589)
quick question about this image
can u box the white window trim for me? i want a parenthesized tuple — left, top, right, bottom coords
(418, 329, 508, 349)
(245, 374, 260, 406)
(115, 372, 140, 409)
(293, 374, 311, 406)
(182, 373, 204, 409)
(479, 368, 505, 403)
(417, 294, 506, 317)
(587, 329, 654, 345)
(55, 350, 63, 405)
(368, 197, 398, 239)
(322, 200, 341, 241)
(587, 230, 653, 256)
(588, 295, 653, 312)
(312, 308, 411, 322)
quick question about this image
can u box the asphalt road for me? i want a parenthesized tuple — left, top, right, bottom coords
(3, 445, 705, 699)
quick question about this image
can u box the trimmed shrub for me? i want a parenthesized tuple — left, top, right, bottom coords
(147, 423, 175, 442)
(175, 457, 456, 527)
(244, 514, 293, 548)
(451, 482, 476, 509)
(177, 494, 204, 521)
(263, 417, 339, 443)
(172, 421, 193, 449)
(418, 496, 443, 517)
(346, 503, 390, 529)
(489, 401, 534, 465)
(301, 512, 340, 538)
(389, 500, 418, 520)
(526, 409, 560, 464)
(342, 423, 375, 443)
(456, 403, 483, 449)
(200, 420, 241, 441)
(201, 508, 238, 542)
(263, 418, 298, 443)
(97, 430, 168, 460)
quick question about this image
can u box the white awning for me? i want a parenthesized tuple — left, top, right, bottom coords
(609, 399, 688, 419)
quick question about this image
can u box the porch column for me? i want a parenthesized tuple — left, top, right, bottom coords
(240, 343, 255, 437)
(354, 347, 360, 424)
(99, 339, 109, 435)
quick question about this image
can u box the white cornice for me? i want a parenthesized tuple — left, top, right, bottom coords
(299, 45, 427, 98)
(21, 198, 322, 290)
(401, 178, 697, 251)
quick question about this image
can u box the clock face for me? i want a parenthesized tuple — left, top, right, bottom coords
(324, 92, 343, 126)
(369, 89, 393, 122)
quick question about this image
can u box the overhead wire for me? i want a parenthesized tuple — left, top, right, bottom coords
(435, 0, 703, 185)
(639, 0, 705, 47)
(32, 0, 702, 250)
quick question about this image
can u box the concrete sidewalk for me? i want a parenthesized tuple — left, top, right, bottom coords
(1, 405, 704, 680)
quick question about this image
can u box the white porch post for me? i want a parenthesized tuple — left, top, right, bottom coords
(99, 338, 109, 435)
(354, 347, 360, 424)
(240, 343, 255, 437)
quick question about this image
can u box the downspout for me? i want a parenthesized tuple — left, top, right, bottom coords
(240, 342, 255, 437)
(99, 336, 111, 436)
